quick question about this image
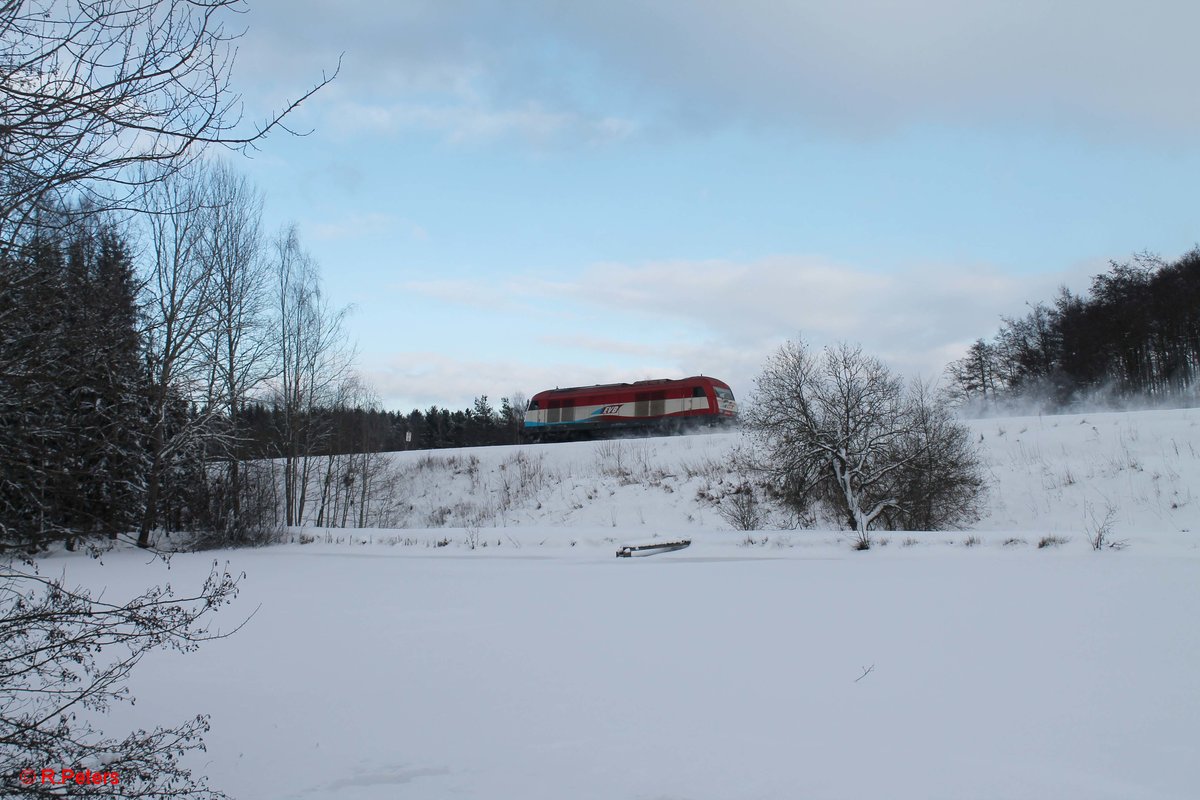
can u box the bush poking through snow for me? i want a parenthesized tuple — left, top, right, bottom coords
(717, 483, 767, 531)
(465, 525, 481, 550)
(1037, 535, 1069, 549)
(1085, 502, 1127, 551)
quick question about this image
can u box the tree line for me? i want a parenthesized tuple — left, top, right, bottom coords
(2, 0, 339, 796)
(236, 393, 529, 458)
(0, 160, 361, 553)
(946, 250, 1200, 409)
(1, 162, 534, 554)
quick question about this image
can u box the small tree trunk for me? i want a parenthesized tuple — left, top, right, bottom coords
(138, 453, 162, 549)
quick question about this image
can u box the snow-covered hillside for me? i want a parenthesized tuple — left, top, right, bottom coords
(34, 407, 1200, 799)
(299, 406, 1199, 547)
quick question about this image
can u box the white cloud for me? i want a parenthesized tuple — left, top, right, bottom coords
(539, 257, 895, 341)
(361, 254, 1099, 410)
(324, 99, 636, 146)
(238, 1, 1200, 144)
(361, 351, 651, 411)
(362, 342, 774, 412)
(541, 335, 664, 358)
(534, 0, 1200, 139)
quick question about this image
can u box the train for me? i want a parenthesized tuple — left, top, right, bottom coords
(523, 376, 737, 440)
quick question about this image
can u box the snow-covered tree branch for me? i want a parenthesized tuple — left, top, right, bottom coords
(746, 339, 986, 548)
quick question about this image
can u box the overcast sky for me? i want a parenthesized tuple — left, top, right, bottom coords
(227, 1, 1200, 411)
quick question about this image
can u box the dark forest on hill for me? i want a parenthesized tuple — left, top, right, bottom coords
(946, 250, 1200, 409)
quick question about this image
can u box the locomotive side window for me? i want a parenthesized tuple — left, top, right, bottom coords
(692, 387, 706, 397)
(634, 392, 651, 417)
(649, 391, 666, 417)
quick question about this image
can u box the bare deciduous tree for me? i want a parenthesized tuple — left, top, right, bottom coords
(883, 379, 987, 532)
(136, 160, 277, 547)
(315, 375, 370, 528)
(716, 482, 767, 531)
(746, 339, 986, 548)
(1, 1, 333, 793)
(271, 225, 352, 528)
(0, 0, 334, 245)
(944, 338, 1001, 408)
(0, 561, 243, 798)
(198, 160, 273, 543)
(138, 164, 218, 548)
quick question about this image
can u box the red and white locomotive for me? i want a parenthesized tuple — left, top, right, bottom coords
(523, 376, 737, 439)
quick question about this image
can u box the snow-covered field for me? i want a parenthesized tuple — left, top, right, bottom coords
(38, 408, 1200, 799)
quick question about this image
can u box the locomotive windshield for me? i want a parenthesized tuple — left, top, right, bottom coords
(714, 387, 735, 401)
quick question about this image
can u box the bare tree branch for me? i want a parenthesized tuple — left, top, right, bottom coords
(746, 339, 987, 548)
(1, 0, 336, 246)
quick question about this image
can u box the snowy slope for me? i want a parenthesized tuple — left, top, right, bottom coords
(301, 406, 1200, 544)
(31, 407, 1200, 799)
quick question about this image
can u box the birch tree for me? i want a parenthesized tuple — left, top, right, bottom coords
(198, 161, 273, 542)
(271, 226, 351, 527)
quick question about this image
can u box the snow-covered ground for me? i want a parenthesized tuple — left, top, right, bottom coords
(37, 407, 1200, 799)
(299, 406, 1199, 545)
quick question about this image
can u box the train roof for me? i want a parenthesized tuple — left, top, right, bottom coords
(532, 376, 730, 397)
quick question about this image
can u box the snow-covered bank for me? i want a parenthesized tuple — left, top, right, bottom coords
(311, 406, 1200, 540)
